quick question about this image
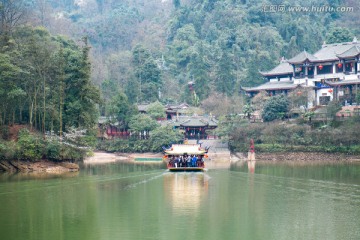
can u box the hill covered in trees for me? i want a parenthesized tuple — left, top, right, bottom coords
(1, 0, 359, 131)
(0, 0, 360, 159)
(22, 0, 358, 107)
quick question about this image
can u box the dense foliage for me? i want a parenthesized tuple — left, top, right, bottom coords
(15, 0, 357, 108)
(0, 128, 87, 161)
(1, 0, 360, 157)
(0, 26, 101, 137)
(97, 126, 183, 153)
(262, 94, 290, 122)
(218, 115, 360, 154)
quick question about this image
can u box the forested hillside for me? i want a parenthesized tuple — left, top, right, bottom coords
(1, 0, 359, 124)
(24, 0, 357, 106)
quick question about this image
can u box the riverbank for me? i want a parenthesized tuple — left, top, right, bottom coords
(232, 152, 360, 162)
(85, 151, 360, 165)
(83, 151, 163, 164)
(0, 160, 79, 173)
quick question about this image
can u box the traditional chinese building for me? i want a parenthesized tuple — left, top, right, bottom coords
(97, 116, 130, 139)
(137, 103, 189, 120)
(169, 116, 218, 140)
(164, 103, 189, 120)
(242, 37, 360, 106)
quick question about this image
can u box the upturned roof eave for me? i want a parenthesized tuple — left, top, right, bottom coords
(260, 71, 293, 77)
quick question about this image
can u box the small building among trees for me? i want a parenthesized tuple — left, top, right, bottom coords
(170, 116, 218, 140)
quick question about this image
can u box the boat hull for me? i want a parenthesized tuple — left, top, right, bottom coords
(168, 167, 205, 172)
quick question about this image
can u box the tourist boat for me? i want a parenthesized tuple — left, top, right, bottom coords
(163, 144, 207, 172)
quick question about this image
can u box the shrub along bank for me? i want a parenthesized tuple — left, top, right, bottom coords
(218, 116, 360, 155)
(0, 128, 87, 162)
(97, 125, 183, 153)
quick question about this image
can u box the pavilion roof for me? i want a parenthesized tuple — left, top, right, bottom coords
(260, 61, 293, 77)
(287, 50, 318, 64)
(137, 104, 150, 112)
(336, 45, 360, 59)
(164, 144, 206, 155)
(313, 41, 360, 62)
(241, 81, 298, 92)
(166, 116, 218, 128)
(325, 79, 360, 86)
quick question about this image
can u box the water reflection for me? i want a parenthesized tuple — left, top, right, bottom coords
(247, 160, 256, 173)
(230, 160, 256, 173)
(163, 172, 209, 215)
(231, 160, 360, 184)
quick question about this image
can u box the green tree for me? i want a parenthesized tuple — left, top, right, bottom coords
(147, 101, 165, 120)
(242, 104, 254, 119)
(106, 91, 136, 129)
(149, 125, 183, 151)
(187, 42, 210, 100)
(0, 52, 22, 125)
(215, 49, 235, 96)
(129, 114, 158, 134)
(63, 37, 101, 130)
(132, 45, 162, 102)
(326, 27, 353, 44)
(173, 0, 181, 9)
(326, 100, 342, 124)
(262, 94, 290, 122)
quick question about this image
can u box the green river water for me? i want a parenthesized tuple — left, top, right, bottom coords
(0, 161, 359, 240)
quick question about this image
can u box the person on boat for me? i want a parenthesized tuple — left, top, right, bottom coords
(174, 156, 180, 168)
(186, 155, 191, 167)
(191, 155, 197, 167)
(196, 156, 201, 167)
(179, 156, 184, 167)
(197, 156, 204, 167)
(170, 156, 175, 167)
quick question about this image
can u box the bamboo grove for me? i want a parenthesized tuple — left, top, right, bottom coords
(0, 26, 101, 135)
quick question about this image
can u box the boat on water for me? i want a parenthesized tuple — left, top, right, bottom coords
(163, 144, 208, 172)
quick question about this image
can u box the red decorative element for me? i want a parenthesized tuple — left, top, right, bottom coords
(249, 139, 255, 153)
(297, 91, 302, 96)
(328, 89, 333, 93)
(318, 65, 323, 70)
(338, 63, 342, 68)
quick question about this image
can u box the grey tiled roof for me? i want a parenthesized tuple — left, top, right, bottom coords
(137, 104, 150, 112)
(336, 45, 360, 59)
(242, 81, 298, 92)
(168, 116, 218, 127)
(260, 61, 293, 76)
(314, 42, 360, 62)
(288, 51, 317, 64)
(286, 42, 360, 64)
(325, 79, 360, 86)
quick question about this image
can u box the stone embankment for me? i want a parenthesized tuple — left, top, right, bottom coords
(233, 152, 360, 162)
(0, 160, 79, 173)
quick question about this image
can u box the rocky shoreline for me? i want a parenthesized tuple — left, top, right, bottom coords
(0, 160, 79, 173)
(2, 151, 359, 173)
(243, 152, 360, 162)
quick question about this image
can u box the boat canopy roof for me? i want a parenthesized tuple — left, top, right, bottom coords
(164, 144, 206, 155)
